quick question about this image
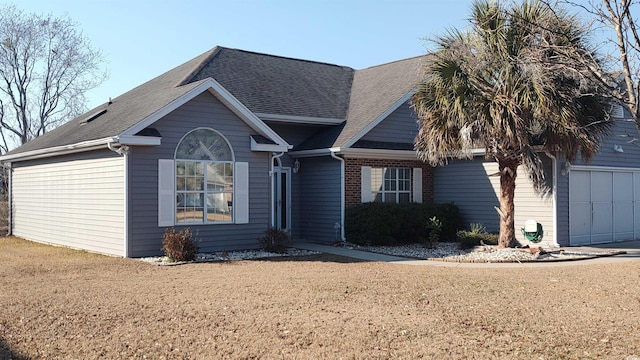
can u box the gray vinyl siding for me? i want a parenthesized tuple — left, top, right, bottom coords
(127, 91, 270, 257)
(360, 103, 417, 144)
(11, 150, 125, 256)
(299, 156, 342, 242)
(434, 156, 555, 246)
(555, 118, 640, 246)
(572, 119, 640, 168)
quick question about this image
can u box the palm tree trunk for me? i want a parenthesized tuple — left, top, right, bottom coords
(497, 158, 519, 248)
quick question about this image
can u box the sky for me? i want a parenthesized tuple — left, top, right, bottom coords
(16, 0, 474, 109)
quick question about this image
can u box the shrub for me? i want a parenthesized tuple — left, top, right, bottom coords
(345, 202, 460, 246)
(456, 229, 499, 249)
(161, 227, 198, 262)
(424, 216, 443, 247)
(258, 227, 290, 253)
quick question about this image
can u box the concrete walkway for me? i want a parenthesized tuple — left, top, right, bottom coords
(292, 240, 640, 267)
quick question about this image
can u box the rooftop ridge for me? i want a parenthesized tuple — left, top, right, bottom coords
(356, 54, 427, 71)
(177, 47, 222, 86)
(219, 47, 354, 70)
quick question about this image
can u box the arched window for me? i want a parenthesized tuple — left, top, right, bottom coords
(175, 128, 235, 223)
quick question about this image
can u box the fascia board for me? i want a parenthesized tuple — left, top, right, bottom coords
(250, 136, 288, 152)
(0, 137, 115, 162)
(288, 148, 333, 158)
(336, 147, 419, 160)
(116, 135, 161, 146)
(341, 91, 414, 149)
(256, 113, 345, 125)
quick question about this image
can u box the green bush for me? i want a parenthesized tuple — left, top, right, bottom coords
(345, 202, 460, 246)
(424, 216, 443, 248)
(258, 227, 291, 253)
(161, 227, 198, 262)
(456, 230, 499, 249)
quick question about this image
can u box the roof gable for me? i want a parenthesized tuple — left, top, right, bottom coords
(333, 55, 426, 148)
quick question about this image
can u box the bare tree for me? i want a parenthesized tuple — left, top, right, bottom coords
(553, 0, 640, 122)
(0, 5, 106, 153)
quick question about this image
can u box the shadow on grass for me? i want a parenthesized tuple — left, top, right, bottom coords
(253, 253, 368, 263)
(1, 338, 27, 360)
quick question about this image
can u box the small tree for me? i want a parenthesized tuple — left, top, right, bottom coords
(412, 0, 612, 248)
(0, 5, 106, 152)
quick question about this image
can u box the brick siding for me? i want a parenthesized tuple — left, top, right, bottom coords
(344, 158, 434, 208)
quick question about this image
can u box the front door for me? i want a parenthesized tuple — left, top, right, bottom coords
(273, 167, 291, 232)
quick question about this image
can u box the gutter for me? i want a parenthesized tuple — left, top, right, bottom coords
(330, 150, 346, 242)
(107, 142, 131, 258)
(270, 152, 285, 228)
(0, 137, 115, 163)
(3, 163, 11, 236)
(0, 135, 161, 163)
(545, 152, 560, 248)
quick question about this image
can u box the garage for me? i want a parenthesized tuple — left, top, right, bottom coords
(569, 168, 640, 245)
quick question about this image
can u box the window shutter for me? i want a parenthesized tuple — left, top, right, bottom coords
(413, 168, 423, 204)
(235, 162, 249, 224)
(158, 159, 175, 227)
(361, 166, 372, 203)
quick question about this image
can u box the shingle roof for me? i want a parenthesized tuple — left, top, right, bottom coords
(4, 46, 427, 157)
(5, 49, 214, 156)
(188, 48, 354, 119)
(334, 55, 425, 147)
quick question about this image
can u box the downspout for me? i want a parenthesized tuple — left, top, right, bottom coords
(108, 142, 130, 257)
(545, 152, 560, 248)
(4, 163, 12, 236)
(330, 150, 346, 242)
(270, 152, 285, 228)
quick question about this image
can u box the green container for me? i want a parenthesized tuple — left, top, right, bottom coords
(521, 220, 543, 243)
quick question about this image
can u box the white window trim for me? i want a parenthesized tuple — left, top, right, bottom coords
(371, 167, 411, 203)
(175, 159, 235, 225)
(361, 166, 423, 204)
(158, 128, 250, 227)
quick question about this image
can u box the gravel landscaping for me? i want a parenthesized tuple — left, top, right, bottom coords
(2, 236, 640, 359)
(340, 242, 626, 263)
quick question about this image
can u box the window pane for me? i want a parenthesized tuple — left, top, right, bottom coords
(373, 192, 382, 202)
(176, 178, 185, 191)
(384, 168, 396, 180)
(385, 178, 396, 191)
(371, 168, 383, 192)
(176, 161, 186, 176)
(399, 193, 410, 204)
(384, 193, 396, 203)
(176, 198, 204, 223)
(399, 179, 410, 191)
(206, 193, 232, 222)
(176, 129, 233, 161)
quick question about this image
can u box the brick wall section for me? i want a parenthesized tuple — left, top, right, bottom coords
(344, 158, 434, 208)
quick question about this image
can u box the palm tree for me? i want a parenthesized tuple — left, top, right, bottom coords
(411, 0, 613, 248)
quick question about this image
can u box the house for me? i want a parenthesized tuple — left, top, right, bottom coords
(1, 46, 638, 257)
(0, 47, 432, 257)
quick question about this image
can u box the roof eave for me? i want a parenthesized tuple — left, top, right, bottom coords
(0, 137, 115, 163)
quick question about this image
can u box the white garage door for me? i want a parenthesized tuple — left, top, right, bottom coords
(570, 169, 639, 245)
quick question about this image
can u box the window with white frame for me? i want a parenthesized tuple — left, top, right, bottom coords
(175, 128, 234, 224)
(371, 167, 411, 203)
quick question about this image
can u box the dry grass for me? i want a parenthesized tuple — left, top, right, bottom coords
(1, 236, 639, 359)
